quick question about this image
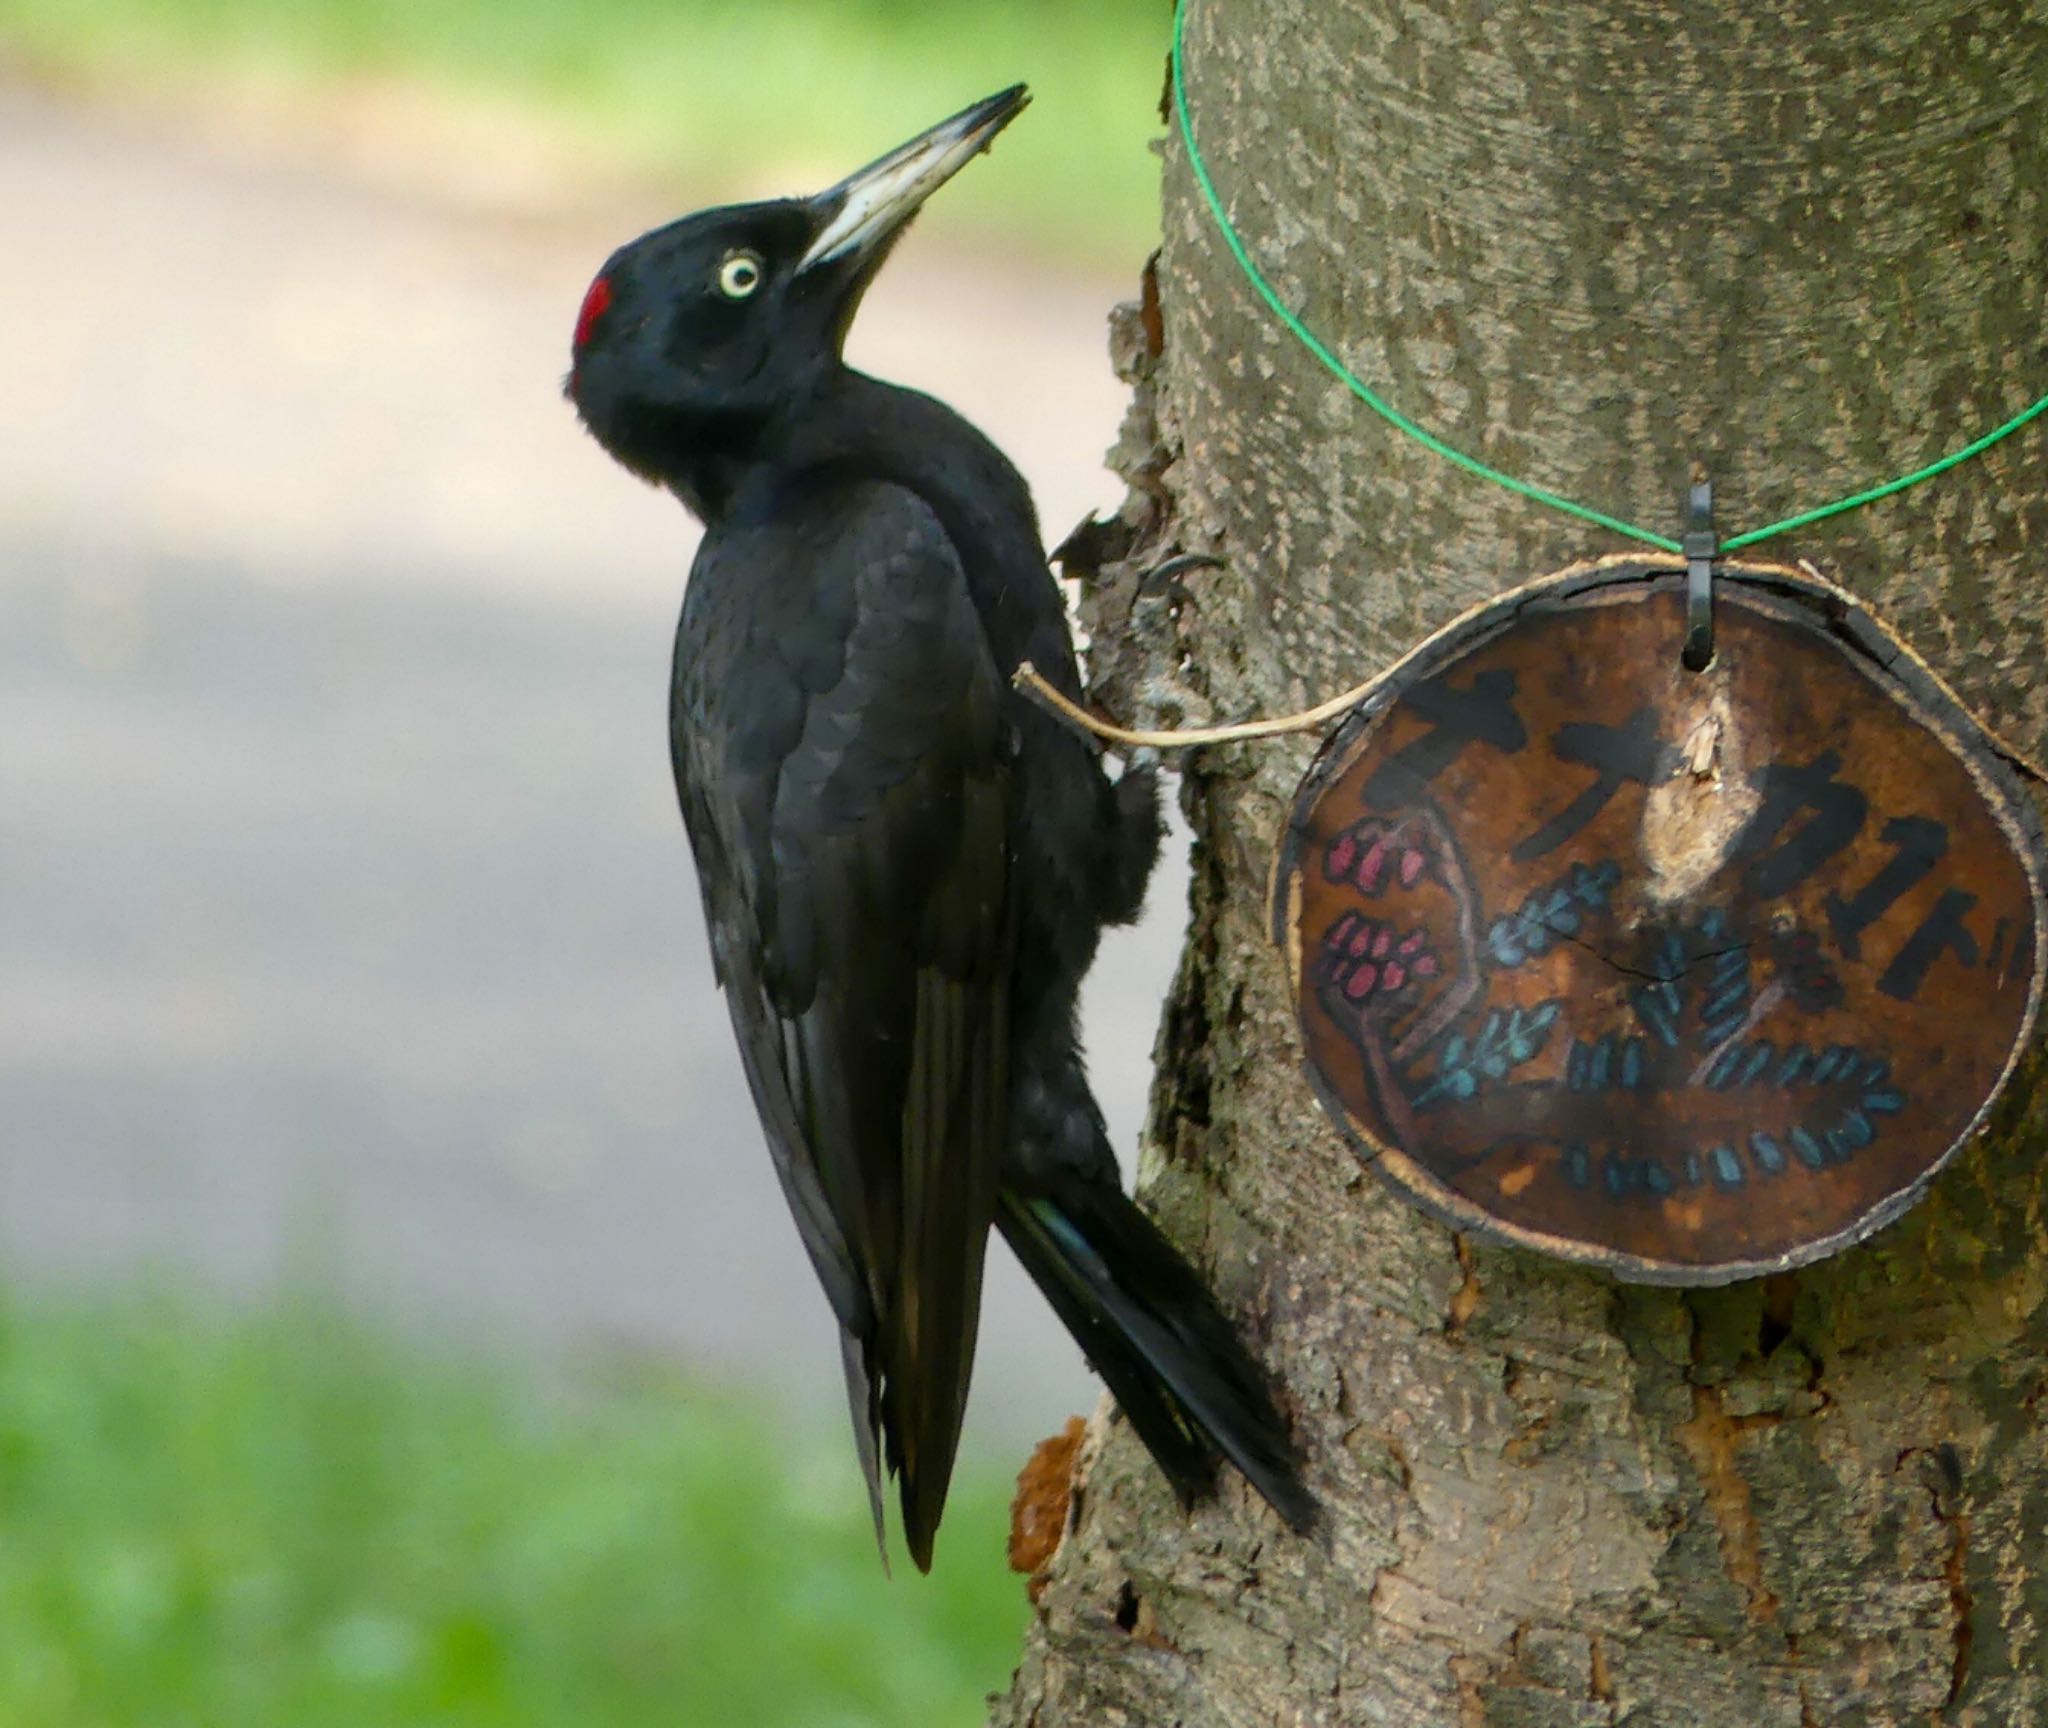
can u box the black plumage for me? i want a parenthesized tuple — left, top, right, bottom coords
(566, 86, 1314, 1569)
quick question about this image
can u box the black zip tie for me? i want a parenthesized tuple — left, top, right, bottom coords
(1681, 475, 1716, 671)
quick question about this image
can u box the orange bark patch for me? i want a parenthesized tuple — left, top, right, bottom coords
(1675, 1384, 1780, 1625)
(1009, 1416, 1086, 1592)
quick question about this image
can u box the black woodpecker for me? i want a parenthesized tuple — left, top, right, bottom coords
(566, 86, 1315, 1570)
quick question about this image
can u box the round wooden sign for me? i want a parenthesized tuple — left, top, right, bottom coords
(1273, 557, 2046, 1283)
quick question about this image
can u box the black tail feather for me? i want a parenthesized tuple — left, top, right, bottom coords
(996, 1196, 1220, 1507)
(996, 1181, 1318, 1533)
(839, 1330, 892, 1573)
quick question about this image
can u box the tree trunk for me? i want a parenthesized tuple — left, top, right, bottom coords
(995, 2, 2048, 1723)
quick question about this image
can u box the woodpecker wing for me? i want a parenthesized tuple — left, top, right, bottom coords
(670, 481, 1014, 1570)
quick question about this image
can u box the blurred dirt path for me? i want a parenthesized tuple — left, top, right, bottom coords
(0, 84, 1188, 1443)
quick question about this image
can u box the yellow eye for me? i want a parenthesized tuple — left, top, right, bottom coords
(718, 252, 763, 299)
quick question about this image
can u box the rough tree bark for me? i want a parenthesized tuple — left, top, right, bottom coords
(995, 1, 2048, 1723)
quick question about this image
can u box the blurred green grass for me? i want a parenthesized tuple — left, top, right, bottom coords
(0, 0, 1168, 261)
(0, 1290, 1028, 1726)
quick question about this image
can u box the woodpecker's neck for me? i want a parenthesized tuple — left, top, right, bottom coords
(656, 377, 830, 527)
(718, 369, 1035, 550)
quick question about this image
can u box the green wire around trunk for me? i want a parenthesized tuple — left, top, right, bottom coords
(1169, 0, 2048, 557)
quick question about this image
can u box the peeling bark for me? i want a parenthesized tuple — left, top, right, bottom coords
(996, 1, 2048, 1723)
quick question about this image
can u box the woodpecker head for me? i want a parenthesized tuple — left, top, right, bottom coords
(565, 86, 1027, 505)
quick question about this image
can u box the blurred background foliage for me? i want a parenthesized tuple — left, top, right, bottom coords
(0, 0, 1170, 259)
(0, 1292, 1026, 1724)
(0, 0, 1174, 1718)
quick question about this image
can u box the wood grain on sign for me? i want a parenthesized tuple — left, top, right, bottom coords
(1273, 557, 2047, 1283)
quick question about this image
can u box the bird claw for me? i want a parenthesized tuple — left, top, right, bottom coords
(1134, 551, 1226, 608)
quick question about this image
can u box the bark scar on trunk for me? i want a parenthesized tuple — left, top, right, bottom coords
(1445, 1233, 1482, 1335)
(1674, 1382, 1782, 1626)
(1898, 1440, 1975, 1709)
